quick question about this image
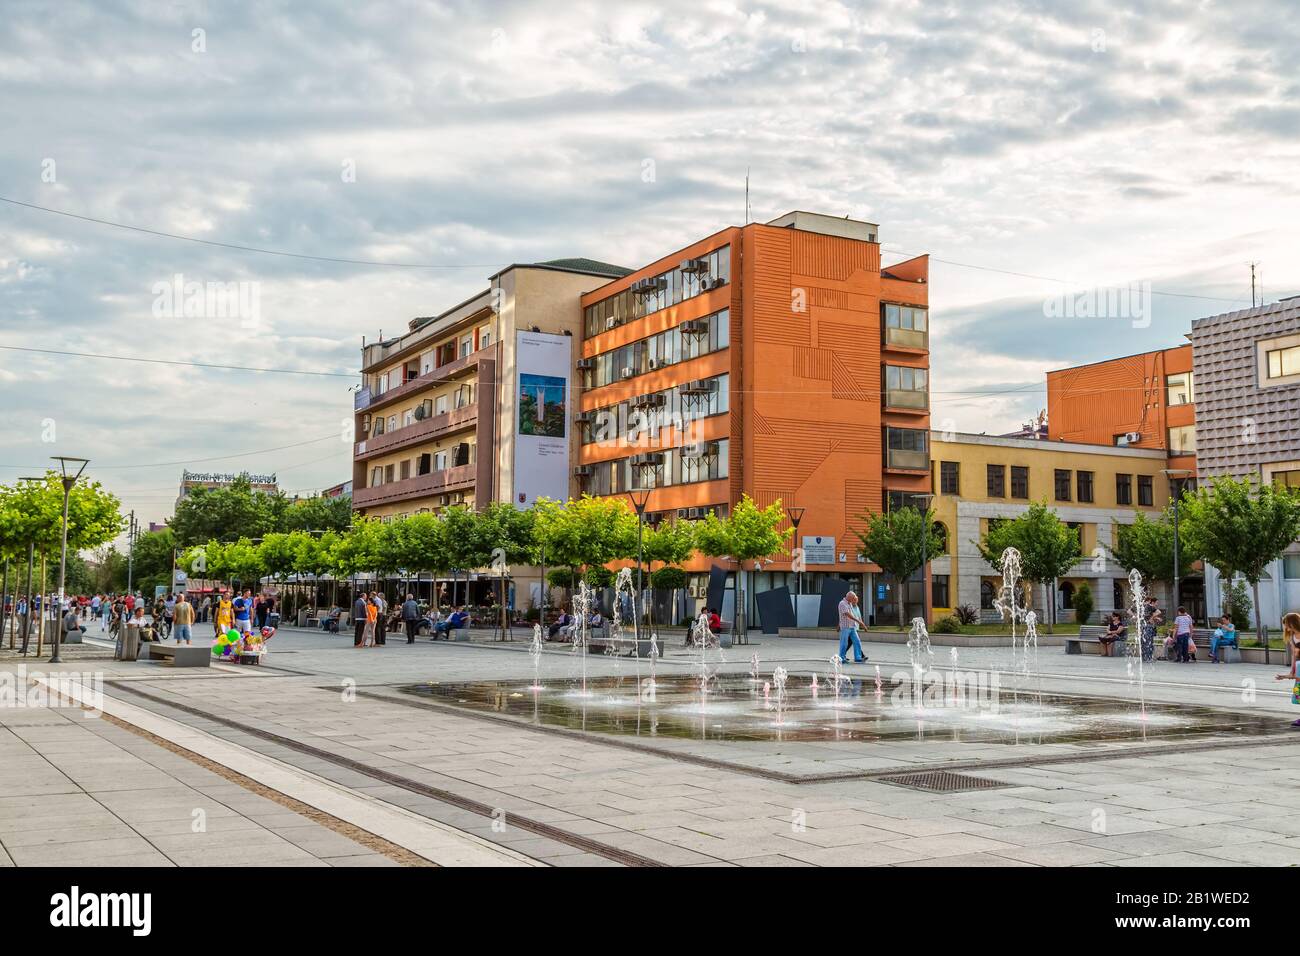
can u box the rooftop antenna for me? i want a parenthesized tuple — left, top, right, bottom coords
(745, 168, 750, 224)
(1251, 262, 1257, 308)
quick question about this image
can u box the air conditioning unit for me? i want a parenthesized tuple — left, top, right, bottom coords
(576, 357, 595, 370)
(681, 379, 717, 395)
(647, 358, 660, 369)
(573, 466, 593, 477)
(450, 492, 464, 504)
(630, 452, 664, 467)
(632, 393, 666, 409)
(605, 317, 619, 330)
(437, 495, 449, 507)
(576, 411, 595, 425)
(1124, 431, 1141, 444)
(677, 507, 708, 520)
(413, 405, 427, 421)
(682, 441, 718, 458)
(698, 277, 717, 291)
(679, 258, 709, 274)
(678, 319, 709, 335)
(620, 366, 637, 379)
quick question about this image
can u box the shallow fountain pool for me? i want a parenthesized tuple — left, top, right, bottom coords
(400, 672, 1279, 745)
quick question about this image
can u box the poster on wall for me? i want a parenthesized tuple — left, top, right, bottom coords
(513, 330, 572, 507)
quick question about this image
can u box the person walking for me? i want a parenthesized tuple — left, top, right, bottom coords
(837, 591, 868, 664)
(361, 594, 378, 648)
(353, 591, 368, 647)
(172, 593, 195, 645)
(200, 594, 212, 624)
(373, 590, 388, 646)
(232, 589, 254, 635)
(1276, 612, 1300, 728)
(1140, 595, 1162, 663)
(402, 593, 421, 644)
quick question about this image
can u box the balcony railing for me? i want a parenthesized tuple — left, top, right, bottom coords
(356, 403, 478, 459)
(884, 389, 929, 411)
(352, 463, 477, 509)
(886, 447, 929, 471)
(884, 327, 928, 350)
(362, 348, 488, 414)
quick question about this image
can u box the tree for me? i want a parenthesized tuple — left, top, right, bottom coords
(1109, 510, 1194, 588)
(170, 476, 284, 546)
(693, 495, 789, 633)
(533, 496, 637, 576)
(976, 501, 1080, 632)
(857, 505, 945, 629)
(282, 494, 353, 533)
(1072, 581, 1094, 626)
(128, 528, 177, 595)
(642, 518, 696, 571)
(1179, 475, 1300, 661)
(223, 538, 265, 590)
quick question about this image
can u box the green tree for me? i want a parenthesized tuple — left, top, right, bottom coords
(533, 496, 637, 576)
(1109, 510, 1194, 586)
(1179, 475, 1300, 660)
(1072, 581, 1094, 625)
(223, 538, 265, 591)
(693, 495, 789, 633)
(857, 506, 945, 629)
(170, 476, 284, 546)
(977, 501, 1080, 632)
(642, 518, 696, 571)
(282, 494, 353, 533)
(128, 528, 178, 595)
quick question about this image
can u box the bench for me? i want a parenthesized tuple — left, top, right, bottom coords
(1066, 625, 1110, 654)
(1068, 624, 1241, 661)
(145, 643, 211, 668)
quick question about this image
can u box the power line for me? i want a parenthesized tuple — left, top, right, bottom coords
(0, 344, 357, 378)
(0, 434, 340, 472)
(0, 195, 496, 270)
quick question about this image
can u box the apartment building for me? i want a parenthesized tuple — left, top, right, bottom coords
(351, 259, 629, 521)
(1189, 296, 1300, 625)
(930, 431, 1171, 624)
(1046, 344, 1197, 475)
(575, 210, 931, 626)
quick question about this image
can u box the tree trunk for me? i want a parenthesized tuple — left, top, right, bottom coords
(1251, 579, 1268, 665)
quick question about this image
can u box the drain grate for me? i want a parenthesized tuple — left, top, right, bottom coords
(875, 770, 1012, 793)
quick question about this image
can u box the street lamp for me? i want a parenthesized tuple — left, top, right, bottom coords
(50, 456, 89, 664)
(18, 476, 45, 657)
(784, 506, 805, 597)
(627, 488, 651, 648)
(912, 493, 935, 626)
(1162, 468, 1194, 621)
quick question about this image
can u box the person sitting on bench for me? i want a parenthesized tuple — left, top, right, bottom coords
(547, 611, 572, 640)
(129, 606, 159, 642)
(62, 607, 86, 641)
(1100, 612, 1125, 657)
(434, 606, 469, 639)
(1210, 615, 1237, 662)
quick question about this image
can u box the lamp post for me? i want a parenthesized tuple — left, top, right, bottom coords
(49, 457, 89, 664)
(627, 488, 651, 648)
(912, 493, 935, 626)
(1162, 468, 1194, 622)
(784, 506, 805, 596)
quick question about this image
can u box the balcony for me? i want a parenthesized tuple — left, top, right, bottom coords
(884, 388, 929, 411)
(884, 327, 928, 350)
(363, 348, 489, 415)
(356, 403, 478, 460)
(886, 447, 929, 471)
(354, 387, 371, 411)
(352, 463, 477, 509)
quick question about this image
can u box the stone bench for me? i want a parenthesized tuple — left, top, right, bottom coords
(145, 643, 211, 668)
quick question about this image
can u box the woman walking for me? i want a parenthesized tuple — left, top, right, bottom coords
(1276, 612, 1300, 729)
(361, 594, 378, 647)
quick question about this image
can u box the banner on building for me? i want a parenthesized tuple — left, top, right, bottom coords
(513, 330, 571, 507)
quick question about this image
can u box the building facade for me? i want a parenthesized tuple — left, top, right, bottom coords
(930, 431, 1171, 624)
(575, 211, 930, 626)
(1189, 296, 1300, 625)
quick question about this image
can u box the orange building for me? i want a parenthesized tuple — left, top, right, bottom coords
(1046, 344, 1197, 476)
(576, 211, 931, 625)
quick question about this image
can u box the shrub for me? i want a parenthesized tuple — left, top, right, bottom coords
(583, 567, 615, 589)
(1071, 582, 1094, 625)
(1224, 578, 1252, 633)
(932, 615, 963, 634)
(650, 566, 687, 590)
(546, 568, 576, 590)
(954, 604, 979, 625)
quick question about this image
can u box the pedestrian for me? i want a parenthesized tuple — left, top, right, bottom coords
(1172, 605, 1194, 663)
(362, 594, 378, 647)
(90, 593, 101, 623)
(163, 592, 176, 639)
(173, 592, 195, 646)
(1140, 595, 1161, 663)
(232, 589, 253, 634)
(402, 593, 420, 644)
(214, 591, 233, 637)
(353, 591, 368, 647)
(1276, 612, 1300, 728)
(1209, 614, 1238, 663)
(373, 591, 387, 645)
(255, 593, 269, 630)
(200, 593, 212, 623)
(837, 591, 867, 664)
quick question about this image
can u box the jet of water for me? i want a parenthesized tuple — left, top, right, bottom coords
(1127, 567, 1149, 722)
(907, 617, 933, 713)
(529, 623, 544, 691)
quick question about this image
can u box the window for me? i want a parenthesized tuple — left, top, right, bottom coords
(1273, 470, 1300, 491)
(384, 464, 395, 483)
(885, 427, 928, 469)
(399, 459, 410, 480)
(980, 580, 995, 610)
(588, 310, 729, 388)
(1066, 522, 1084, 556)
(987, 464, 1005, 497)
(1010, 465, 1029, 499)
(583, 247, 731, 337)
(1055, 469, 1072, 502)
(417, 454, 431, 476)
(882, 303, 929, 349)
(1168, 425, 1196, 455)
(1138, 474, 1153, 506)
(435, 394, 448, 416)
(1059, 581, 1076, 610)
(1077, 470, 1094, 503)
(1116, 473, 1132, 505)
(478, 325, 492, 349)
(884, 365, 929, 408)
(1166, 372, 1194, 406)
(886, 491, 932, 512)
(1267, 344, 1300, 379)
(1283, 555, 1300, 579)
(931, 574, 950, 609)
(939, 461, 960, 495)
(459, 334, 473, 358)
(434, 451, 447, 471)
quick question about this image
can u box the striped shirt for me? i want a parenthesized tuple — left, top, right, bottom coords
(838, 599, 860, 630)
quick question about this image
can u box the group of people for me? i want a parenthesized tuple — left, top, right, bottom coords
(1094, 598, 1244, 665)
(344, 591, 477, 646)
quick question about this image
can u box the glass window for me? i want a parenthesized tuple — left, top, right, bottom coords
(1055, 469, 1072, 502)
(1077, 470, 1094, 503)
(1138, 474, 1153, 506)
(1283, 555, 1300, 579)
(1267, 345, 1300, 378)
(931, 574, 950, 608)
(987, 464, 1005, 498)
(939, 461, 959, 495)
(1116, 473, 1132, 505)
(1010, 466, 1029, 499)
(1166, 372, 1193, 405)
(1273, 470, 1300, 490)
(1168, 425, 1196, 455)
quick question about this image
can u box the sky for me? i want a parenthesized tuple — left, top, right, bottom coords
(2, 0, 1298, 530)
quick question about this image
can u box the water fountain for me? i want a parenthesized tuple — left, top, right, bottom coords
(570, 581, 594, 698)
(825, 655, 849, 708)
(949, 646, 959, 703)
(772, 666, 788, 725)
(994, 547, 1039, 688)
(528, 623, 544, 691)
(873, 664, 882, 697)
(749, 652, 760, 683)
(1127, 567, 1149, 722)
(906, 616, 933, 713)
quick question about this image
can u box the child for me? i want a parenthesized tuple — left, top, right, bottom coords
(1278, 612, 1300, 728)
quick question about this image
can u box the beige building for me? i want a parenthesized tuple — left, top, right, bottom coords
(352, 259, 629, 520)
(930, 431, 1173, 624)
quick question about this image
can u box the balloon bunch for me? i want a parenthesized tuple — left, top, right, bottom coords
(211, 629, 242, 658)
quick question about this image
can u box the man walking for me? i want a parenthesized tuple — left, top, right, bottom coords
(353, 591, 368, 647)
(173, 592, 195, 645)
(402, 593, 421, 644)
(232, 589, 253, 634)
(837, 591, 868, 664)
(373, 590, 387, 645)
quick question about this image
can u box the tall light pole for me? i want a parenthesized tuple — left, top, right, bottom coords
(784, 506, 805, 596)
(1162, 468, 1193, 621)
(49, 456, 89, 664)
(913, 493, 935, 626)
(627, 488, 651, 648)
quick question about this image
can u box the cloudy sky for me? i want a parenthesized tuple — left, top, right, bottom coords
(2, 0, 1297, 529)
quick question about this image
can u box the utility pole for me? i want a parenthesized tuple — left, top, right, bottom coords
(126, 511, 137, 595)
